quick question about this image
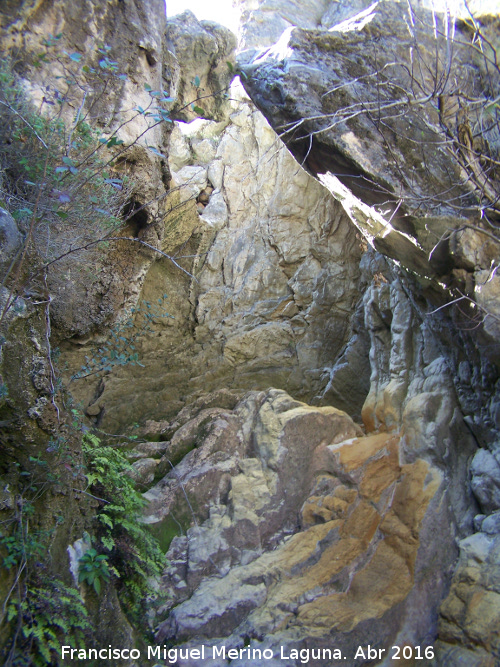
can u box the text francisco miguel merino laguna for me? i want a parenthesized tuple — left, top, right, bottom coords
(61, 643, 435, 662)
(61, 645, 345, 662)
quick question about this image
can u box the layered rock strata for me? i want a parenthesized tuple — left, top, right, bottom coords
(1, 1, 499, 664)
(231, 1, 500, 663)
(130, 273, 481, 664)
(238, 0, 500, 332)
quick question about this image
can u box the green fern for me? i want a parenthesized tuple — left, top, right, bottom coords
(81, 433, 164, 620)
(7, 579, 90, 666)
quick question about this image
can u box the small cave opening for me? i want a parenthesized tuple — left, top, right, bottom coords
(195, 180, 214, 213)
(123, 199, 149, 237)
(145, 50, 157, 67)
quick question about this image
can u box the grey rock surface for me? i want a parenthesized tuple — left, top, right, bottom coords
(0, 207, 22, 275)
(166, 11, 237, 122)
(238, 0, 500, 338)
(239, 0, 498, 224)
(471, 448, 500, 514)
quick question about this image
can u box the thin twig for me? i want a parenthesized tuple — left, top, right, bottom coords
(72, 488, 110, 504)
(0, 99, 48, 149)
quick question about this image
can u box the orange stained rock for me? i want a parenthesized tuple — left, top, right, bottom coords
(301, 493, 353, 526)
(359, 443, 400, 501)
(329, 432, 400, 472)
(291, 457, 442, 634)
(441, 584, 500, 652)
(333, 485, 357, 503)
(277, 520, 343, 573)
(386, 460, 442, 537)
(340, 499, 380, 544)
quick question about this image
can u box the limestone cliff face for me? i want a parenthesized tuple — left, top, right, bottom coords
(1, 1, 500, 666)
(239, 0, 500, 338)
(69, 90, 366, 430)
(230, 1, 500, 663)
(58, 9, 365, 430)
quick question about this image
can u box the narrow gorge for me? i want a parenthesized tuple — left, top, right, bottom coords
(0, 1, 499, 665)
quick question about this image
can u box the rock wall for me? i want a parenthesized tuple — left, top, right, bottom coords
(1, 1, 500, 666)
(1, 0, 171, 340)
(64, 83, 365, 430)
(239, 0, 500, 333)
(229, 1, 500, 664)
(132, 270, 481, 665)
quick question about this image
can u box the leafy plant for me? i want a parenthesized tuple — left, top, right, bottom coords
(0, 430, 92, 666)
(81, 432, 164, 620)
(0, 517, 48, 571)
(6, 579, 90, 667)
(78, 548, 111, 594)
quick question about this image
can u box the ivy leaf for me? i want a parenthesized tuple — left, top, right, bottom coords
(146, 145, 164, 157)
(103, 178, 123, 190)
(106, 136, 124, 147)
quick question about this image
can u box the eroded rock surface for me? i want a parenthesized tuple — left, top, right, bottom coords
(238, 0, 500, 331)
(438, 532, 500, 663)
(132, 269, 486, 664)
(2, 1, 499, 664)
(65, 86, 365, 430)
(165, 11, 236, 122)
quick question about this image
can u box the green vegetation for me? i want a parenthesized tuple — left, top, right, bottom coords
(0, 38, 179, 664)
(81, 432, 164, 620)
(6, 579, 90, 667)
(0, 422, 165, 664)
(0, 450, 91, 665)
(77, 549, 110, 595)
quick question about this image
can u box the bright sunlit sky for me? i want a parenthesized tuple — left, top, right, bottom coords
(166, 0, 240, 34)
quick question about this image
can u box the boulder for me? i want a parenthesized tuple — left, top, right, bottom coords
(165, 11, 236, 122)
(438, 533, 500, 658)
(147, 388, 459, 660)
(471, 448, 500, 514)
